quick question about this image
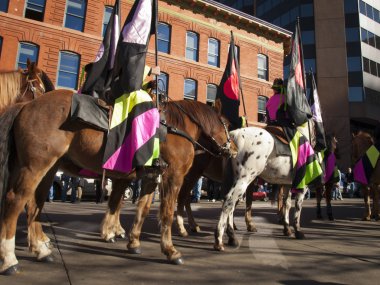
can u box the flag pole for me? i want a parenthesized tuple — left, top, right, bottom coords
(154, 0, 159, 108)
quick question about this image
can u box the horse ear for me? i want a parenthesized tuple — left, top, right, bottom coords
(213, 98, 222, 115)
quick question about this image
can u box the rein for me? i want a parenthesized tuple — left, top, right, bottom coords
(161, 99, 231, 157)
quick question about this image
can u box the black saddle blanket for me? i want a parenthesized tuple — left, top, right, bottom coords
(70, 93, 109, 131)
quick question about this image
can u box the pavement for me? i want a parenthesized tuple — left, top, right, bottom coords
(1, 198, 379, 285)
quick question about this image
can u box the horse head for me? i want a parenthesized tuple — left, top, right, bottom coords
(351, 131, 374, 163)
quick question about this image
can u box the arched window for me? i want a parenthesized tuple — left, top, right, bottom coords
(257, 54, 268, 81)
(184, 78, 197, 100)
(65, 0, 87, 32)
(206, 84, 217, 105)
(257, 95, 268, 123)
(102, 5, 113, 37)
(186, 31, 199, 62)
(0, 0, 9, 12)
(57, 51, 80, 89)
(208, 38, 220, 67)
(25, 0, 46, 22)
(17, 42, 39, 69)
(158, 22, 171, 54)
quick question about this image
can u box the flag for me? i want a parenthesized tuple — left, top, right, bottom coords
(80, 0, 120, 100)
(110, 0, 156, 102)
(216, 31, 241, 131)
(103, 0, 160, 173)
(309, 72, 326, 152)
(286, 20, 312, 126)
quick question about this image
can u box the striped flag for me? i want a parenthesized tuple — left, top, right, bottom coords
(80, 0, 120, 101)
(103, 0, 160, 173)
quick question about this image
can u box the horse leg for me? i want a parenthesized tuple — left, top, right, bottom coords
(127, 178, 156, 255)
(176, 186, 190, 237)
(26, 167, 58, 262)
(293, 190, 306, 239)
(282, 187, 292, 237)
(315, 185, 323, 219)
(324, 183, 334, 221)
(362, 186, 371, 221)
(245, 182, 257, 232)
(370, 184, 380, 220)
(1, 166, 50, 275)
(101, 179, 126, 242)
(277, 185, 285, 224)
(214, 177, 249, 252)
(226, 210, 239, 247)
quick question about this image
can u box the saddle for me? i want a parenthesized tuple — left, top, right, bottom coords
(264, 125, 291, 157)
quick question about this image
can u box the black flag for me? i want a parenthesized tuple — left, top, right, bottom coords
(80, 0, 120, 100)
(286, 20, 312, 126)
(310, 72, 326, 152)
(216, 31, 241, 131)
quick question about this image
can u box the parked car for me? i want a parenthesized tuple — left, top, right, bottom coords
(252, 186, 269, 202)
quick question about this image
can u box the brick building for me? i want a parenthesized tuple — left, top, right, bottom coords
(0, 0, 291, 125)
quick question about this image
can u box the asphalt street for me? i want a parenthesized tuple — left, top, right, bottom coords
(1, 198, 379, 285)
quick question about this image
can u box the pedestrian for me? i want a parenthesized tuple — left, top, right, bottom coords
(61, 173, 71, 202)
(71, 177, 84, 203)
(191, 177, 203, 203)
(95, 179, 104, 204)
(132, 179, 141, 204)
(48, 184, 54, 202)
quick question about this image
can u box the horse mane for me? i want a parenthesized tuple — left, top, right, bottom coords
(0, 70, 23, 111)
(41, 71, 55, 92)
(165, 100, 222, 136)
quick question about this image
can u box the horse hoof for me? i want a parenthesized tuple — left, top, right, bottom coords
(127, 247, 142, 254)
(227, 238, 239, 247)
(191, 226, 201, 233)
(38, 255, 54, 263)
(117, 233, 126, 239)
(213, 244, 225, 252)
(106, 238, 116, 243)
(178, 231, 189, 238)
(247, 225, 257, 232)
(283, 228, 292, 237)
(171, 257, 184, 265)
(295, 231, 306, 240)
(362, 217, 371, 221)
(0, 265, 19, 276)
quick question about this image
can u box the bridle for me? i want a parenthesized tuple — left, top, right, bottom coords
(161, 100, 232, 158)
(20, 71, 46, 100)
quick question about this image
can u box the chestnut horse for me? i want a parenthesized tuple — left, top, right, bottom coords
(351, 131, 380, 221)
(0, 59, 54, 113)
(0, 90, 234, 274)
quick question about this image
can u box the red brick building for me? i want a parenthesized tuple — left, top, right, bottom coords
(0, 0, 291, 125)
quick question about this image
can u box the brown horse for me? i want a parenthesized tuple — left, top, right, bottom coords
(0, 59, 53, 113)
(351, 131, 380, 221)
(0, 90, 234, 274)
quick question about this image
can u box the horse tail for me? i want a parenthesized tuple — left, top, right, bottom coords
(0, 104, 25, 210)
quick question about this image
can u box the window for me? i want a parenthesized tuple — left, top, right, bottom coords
(374, 9, 380, 23)
(206, 84, 217, 105)
(257, 95, 268, 123)
(344, 0, 358, 13)
(301, 30, 315, 44)
(102, 6, 113, 37)
(208, 38, 219, 67)
(361, 28, 368, 43)
(0, 0, 9, 12)
(301, 4, 313, 17)
(368, 31, 375, 47)
(257, 54, 268, 80)
(346, 27, 360, 42)
(25, 0, 46, 21)
(363, 57, 370, 73)
(186, 31, 198, 62)
(158, 22, 170, 54)
(366, 4, 373, 19)
(347, 57, 361, 72)
(184, 79, 197, 100)
(17, 42, 39, 69)
(157, 72, 168, 95)
(65, 0, 86, 32)
(57, 51, 80, 89)
(370, 60, 378, 76)
(348, 87, 363, 102)
(359, 0, 366, 15)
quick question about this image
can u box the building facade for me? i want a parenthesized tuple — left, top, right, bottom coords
(0, 0, 290, 126)
(254, 0, 380, 169)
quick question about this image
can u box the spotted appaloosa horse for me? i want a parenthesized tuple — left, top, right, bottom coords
(351, 131, 380, 221)
(214, 122, 317, 251)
